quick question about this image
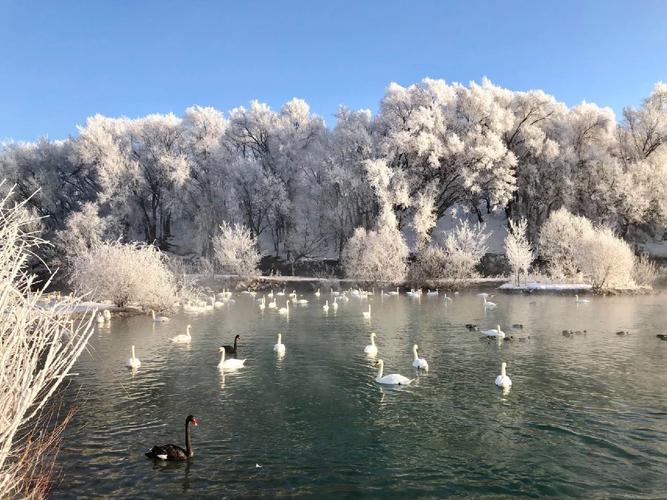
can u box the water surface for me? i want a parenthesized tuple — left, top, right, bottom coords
(53, 291, 667, 498)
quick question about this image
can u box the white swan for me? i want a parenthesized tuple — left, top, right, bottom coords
(214, 295, 225, 308)
(217, 347, 246, 371)
(268, 298, 277, 309)
(495, 362, 512, 388)
(151, 310, 170, 323)
(426, 289, 439, 296)
(315, 288, 321, 297)
(364, 332, 378, 356)
(483, 297, 497, 309)
(103, 309, 111, 321)
(362, 304, 371, 320)
(373, 360, 413, 385)
(412, 344, 429, 370)
(259, 296, 266, 311)
(268, 290, 274, 299)
(323, 300, 329, 312)
(96, 312, 105, 324)
(273, 333, 286, 355)
(575, 294, 590, 304)
(443, 293, 453, 302)
(297, 297, 309, 305)
(483, 324, 505, 339)
(276, 288, 285, 296)
(126, 345, 141, 369)
(332, 297, 339, 311)
(278, 301, 290, 315)
(477, 292, 490, 298)
(387, 287, 399, 296)
(170, 325, 192, 344)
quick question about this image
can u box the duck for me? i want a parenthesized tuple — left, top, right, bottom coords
(373, 360, 413, 385)
(465, 324, 478, 331)
(273, 333, 286, 355)
(170, 325, 192, 344)
(483, 297, 497, 309)
(278, 301, 290, 315)
(412, 345, 429, 371)
(145, 415, 198, 461)
(575, 294, 590, 304)
(656, 334, 667, 341)
(151, 310, 170, 323)
(615, 330, 630, 336)
(126, 345, 141, 369)
(482, 324, 505, 339)
(217, 347, 246, 371)
(495, 362, 512, 388)
(221, 334, 240, 354)
(362, 304, 371, 320)
(323, 300, 329, 312)
(364, 332, 378, 356)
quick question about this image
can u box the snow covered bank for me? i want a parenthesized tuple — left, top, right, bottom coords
(498, 282, 593, 292)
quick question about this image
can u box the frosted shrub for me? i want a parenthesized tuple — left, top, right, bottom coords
(411, 220, 490, 282)
(55, 203, 118, 264)
(212, 222, 261, 278)
(539, 208, 594, 278)
(342, 223, 409, 282)
(632, 253, 658, 287)
(504, 218, 533, 286)
(0, 185, 94, 497)
(70, 241, 176, 309)
(576, 227, 635, 289)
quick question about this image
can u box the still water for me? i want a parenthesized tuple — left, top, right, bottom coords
(53, 291, 667, 498)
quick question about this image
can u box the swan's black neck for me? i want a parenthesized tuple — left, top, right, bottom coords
(185, 419, 193, 457)
(234, 337, 238, 350)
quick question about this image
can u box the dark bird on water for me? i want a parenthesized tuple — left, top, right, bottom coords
(145, 415, 198, 461)
(221, 334, 240, 355)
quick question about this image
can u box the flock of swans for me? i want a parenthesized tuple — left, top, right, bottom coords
(118, 287, 520, 391)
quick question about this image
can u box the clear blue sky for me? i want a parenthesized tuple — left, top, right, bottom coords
(1, 0, 666, 141)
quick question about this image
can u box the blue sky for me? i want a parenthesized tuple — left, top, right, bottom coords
(1, 0, 666, 141)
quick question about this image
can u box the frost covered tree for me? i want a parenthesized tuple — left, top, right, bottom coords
(212, 221, 261, 278)
(504, 217, 533, 286)
(70, 241, 176, 309)
(54, 202, 119, 264)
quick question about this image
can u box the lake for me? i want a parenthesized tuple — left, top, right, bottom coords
(52, 290, 667, 498)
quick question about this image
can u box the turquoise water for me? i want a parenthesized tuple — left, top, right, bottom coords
(52, 291, 667, 498)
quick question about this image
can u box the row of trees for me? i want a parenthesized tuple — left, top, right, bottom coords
(1, 79, 665, 269)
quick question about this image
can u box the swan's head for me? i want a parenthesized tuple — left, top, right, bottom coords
(373, 359, 384, 368)
(371, 332, 376, 339)
(413, 344, 418, 351)
(277, 333, 282, 343)
(497, 324, 502, 332)
(501, 362, 507, 375)
(186, 415, 199, 426)
(234, 334, 240, 341)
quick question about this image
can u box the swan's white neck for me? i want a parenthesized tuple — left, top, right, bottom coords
(413, 345, 418, 360)
(220, 349, 225, 363)
(151, 310, 156, 320)
(131, 345, 136, 360)
(277, 333, 282, 344)
(376, 360, 384, 379)
(186, 325, 191, 337)
(501, 362, 507, 377)
(497, 324, 502, 334)
(371, 333, 376, 346)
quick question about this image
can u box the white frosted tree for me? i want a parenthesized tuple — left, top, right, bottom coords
(576, 227, 635, 290)
(212, 222, 261, 278)
(504, 217, 533, 286)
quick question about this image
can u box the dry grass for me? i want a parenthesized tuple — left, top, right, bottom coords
(0, 184, 94, 498)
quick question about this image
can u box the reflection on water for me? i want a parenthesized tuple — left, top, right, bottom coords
(53, 291, 667, 498)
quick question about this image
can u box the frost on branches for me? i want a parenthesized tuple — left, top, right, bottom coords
(212, 222, 261, 278)
(70, 241, 176, 309)
(538, 208, 594, 279)
(504, 218, 533, 286)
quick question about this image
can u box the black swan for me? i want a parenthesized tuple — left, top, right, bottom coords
(221, 334, 240, 355)
(145, 415, 198, 461)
